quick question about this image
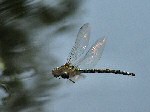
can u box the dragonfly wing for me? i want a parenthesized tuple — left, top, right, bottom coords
(67, 74, 86, 83)
(75, 37, 107, 69)
(67, 23, 90, 65)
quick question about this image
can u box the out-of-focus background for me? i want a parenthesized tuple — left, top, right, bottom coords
(0, 0, 150, 112)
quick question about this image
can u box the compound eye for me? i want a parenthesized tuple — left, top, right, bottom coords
(61, 72, 69, 79)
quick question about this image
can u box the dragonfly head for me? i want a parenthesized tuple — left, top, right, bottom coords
(52, 67, 60, 78)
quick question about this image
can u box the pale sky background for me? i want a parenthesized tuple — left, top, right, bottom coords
(48, 0, 150, 112)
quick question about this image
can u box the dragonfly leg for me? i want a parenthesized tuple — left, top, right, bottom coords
(69, 79, 75, 83)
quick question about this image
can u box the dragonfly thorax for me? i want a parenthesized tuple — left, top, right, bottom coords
(60, 72, 69, 79)
(52, 63, 80, 79)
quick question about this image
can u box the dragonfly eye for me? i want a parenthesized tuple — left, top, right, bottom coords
(61, 72, 69, 79)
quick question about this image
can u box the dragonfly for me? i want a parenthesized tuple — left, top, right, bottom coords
(52, 23, 135, 83)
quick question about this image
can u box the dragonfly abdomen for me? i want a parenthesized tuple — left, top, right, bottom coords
(79, 69, 135, 76)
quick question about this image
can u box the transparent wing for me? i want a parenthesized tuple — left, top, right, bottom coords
(75, 37, 106, 69)
(67, 23, 90, 65)
(67, 74, 86, 83)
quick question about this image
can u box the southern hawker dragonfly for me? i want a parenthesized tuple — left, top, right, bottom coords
(52, 23, 135, 83)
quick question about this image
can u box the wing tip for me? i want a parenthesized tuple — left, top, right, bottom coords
(81, 23, 90, 29)
(97, 36, 107, 44)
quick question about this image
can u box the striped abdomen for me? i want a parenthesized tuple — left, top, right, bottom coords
(79, 69, 135, 76)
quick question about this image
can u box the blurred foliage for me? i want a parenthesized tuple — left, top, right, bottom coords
(0, 0, 82, 112)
